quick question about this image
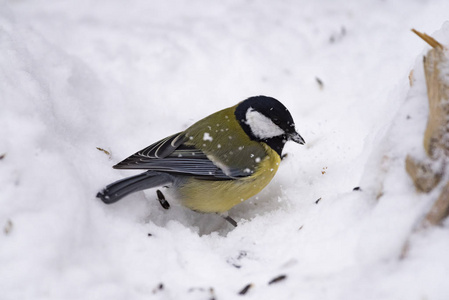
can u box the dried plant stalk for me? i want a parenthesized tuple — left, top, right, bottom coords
(405, 155, 442, 192)
(422, 49, 449, 158)
(406, 30, 449, 194)
(401, 30, 449, 258)
(411, 29, 444, 50)
(405, 29, 449, 228)
(424, 181, 449, 226)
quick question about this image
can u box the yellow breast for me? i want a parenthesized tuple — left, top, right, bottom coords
(175, 143, 281, 213)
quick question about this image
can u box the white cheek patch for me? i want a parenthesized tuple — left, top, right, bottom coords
(245, 108, 285, 139)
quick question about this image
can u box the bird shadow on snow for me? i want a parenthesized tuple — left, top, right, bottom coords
(100, 181, 286, 236)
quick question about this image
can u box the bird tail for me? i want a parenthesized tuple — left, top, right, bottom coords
(96, 171, 174, 204)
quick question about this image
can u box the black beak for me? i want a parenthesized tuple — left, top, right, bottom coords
(288, 131, 305, 145)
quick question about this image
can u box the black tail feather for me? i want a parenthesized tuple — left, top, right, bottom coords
(96, 171, 174, 204)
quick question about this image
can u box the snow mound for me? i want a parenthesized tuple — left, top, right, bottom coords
(1, 1, 449, 299)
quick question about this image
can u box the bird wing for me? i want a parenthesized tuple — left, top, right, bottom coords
(113, 132, 249, 179)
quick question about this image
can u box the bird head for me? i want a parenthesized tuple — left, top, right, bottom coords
(235, 96, 305, 155)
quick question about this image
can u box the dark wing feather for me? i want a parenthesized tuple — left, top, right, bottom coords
(113, 133, 249, 179)
(139, 132, 187, 158)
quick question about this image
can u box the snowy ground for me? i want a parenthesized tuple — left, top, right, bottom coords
(1, 0, 449, 299)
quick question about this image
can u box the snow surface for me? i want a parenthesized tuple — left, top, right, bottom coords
(2, 0, 449, 299)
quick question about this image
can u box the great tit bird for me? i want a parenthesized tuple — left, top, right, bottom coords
(97, 95, 305, 214)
